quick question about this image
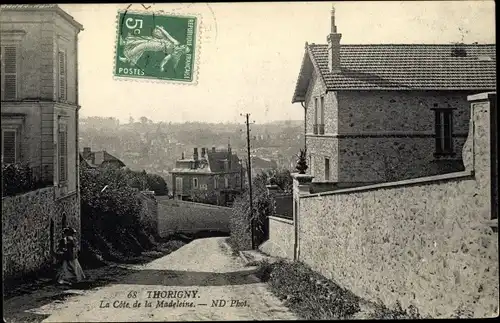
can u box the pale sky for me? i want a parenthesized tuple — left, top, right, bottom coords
(61, 1, 496, 124)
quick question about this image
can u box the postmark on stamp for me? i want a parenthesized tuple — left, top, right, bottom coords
(114, 10, 198, 83)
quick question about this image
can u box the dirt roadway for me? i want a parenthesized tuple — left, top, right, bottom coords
(4, 238, 297, 322)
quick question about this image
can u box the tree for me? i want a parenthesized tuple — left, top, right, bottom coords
(295, 148, 308, 174)
(146, 174, 168, 196)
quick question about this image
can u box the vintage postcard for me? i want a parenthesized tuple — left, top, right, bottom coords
(1, 1, 497, 322)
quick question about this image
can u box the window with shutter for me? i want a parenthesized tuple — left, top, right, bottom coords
(433, 109, 454, 155)
(324, 157, 330, 181)
(58, 123, 68, 182)
(2, 46, 18, 100)
(319, 96, 325, 134)
(313, 97, 319, 134)
(58, 51, 67, 101)
(2, 130, 17, 164)
(176, 177, 183, 193)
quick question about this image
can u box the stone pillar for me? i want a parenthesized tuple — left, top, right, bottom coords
(467, 92, 497, 227)
(293, 173, 314, 196)
(292, 173, 314, 261)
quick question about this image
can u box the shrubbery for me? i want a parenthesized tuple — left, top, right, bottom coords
(228, 168, 292, 251)
(2, 163, 52, 197)
(121, 168, 168, 196)
(253, 260, 428, 320)
(257, 260, 361, 320)
(79, 164, 162, 266)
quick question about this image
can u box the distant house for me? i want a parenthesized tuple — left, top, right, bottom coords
(291, 7, 496, 185)
(81, 147, 125, 168)
(251, 156, 278, 175)
(170, 145, 243, 206)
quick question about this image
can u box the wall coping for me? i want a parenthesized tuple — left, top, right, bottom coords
(301, 170, 474, 198)
(468, 92, 496, 102)
(268, 215, 294, 225)
(1, 186, 54, 201)
(162, 199, 233, 210)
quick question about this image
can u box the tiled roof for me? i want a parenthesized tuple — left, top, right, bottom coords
(82, 150, 125, 167)
(207, 151, 241, 173)
(293, 43, 496, 102)
(170, 168, 212, 174)
(1, 4, 58, 9)
(0, 4, 84, 31)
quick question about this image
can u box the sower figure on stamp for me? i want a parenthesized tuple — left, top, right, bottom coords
(119, 25, 190, 72)
(55, 227, 86, 285)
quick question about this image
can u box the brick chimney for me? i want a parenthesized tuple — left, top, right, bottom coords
(83, 147, 91, 159)
(212, 146, 216, 153)
(327, 5, 342, 73)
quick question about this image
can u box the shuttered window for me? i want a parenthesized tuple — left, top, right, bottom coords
(58, 51, 67, 101)
(175, 177, 183, 192)
(1, 46, 18, 100)
(2, 130, 17, 164)
(434, 109, 454, 155)
(58, 123, 68, 182)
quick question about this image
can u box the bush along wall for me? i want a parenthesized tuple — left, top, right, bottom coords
(254, 260, 427, 320)
(229, 168, 292, 251)
(79, 164, 161, 266)
(2, 163, 52, 197)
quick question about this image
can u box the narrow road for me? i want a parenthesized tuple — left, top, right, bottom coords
(27, 238, 297, 322)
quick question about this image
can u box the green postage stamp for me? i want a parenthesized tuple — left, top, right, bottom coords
(114, 10, 198, 83)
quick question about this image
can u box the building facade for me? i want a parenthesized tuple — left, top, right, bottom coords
(171, 145, 243, 206)
(1, 4, 83, 251)
(292, 8, 496, 185)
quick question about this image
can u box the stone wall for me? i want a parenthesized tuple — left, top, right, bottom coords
(303, 79, 478, 183)
(336, 91, 474, 183)
(156, 197, 232, 236)
(138, 191, 159, 235)
(304, 69, 339, 182)
(2, 187, 78, 281)
(259, 216, 294, 260)
(295, 93, 498, 318)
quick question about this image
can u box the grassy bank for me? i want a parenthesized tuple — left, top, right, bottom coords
(253, 259, 425, 320)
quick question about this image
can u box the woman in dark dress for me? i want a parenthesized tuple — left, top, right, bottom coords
(56, 227, 86, 285)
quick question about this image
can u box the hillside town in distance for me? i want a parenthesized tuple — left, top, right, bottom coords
(1, 2, 497, 322)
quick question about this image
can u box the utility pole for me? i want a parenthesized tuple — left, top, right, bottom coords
(244, 113, 255, 249)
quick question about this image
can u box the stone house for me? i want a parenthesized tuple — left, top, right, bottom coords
(171, 145, 243, 206)
(1, 4, 83, 279)
(292, 8, 496, 185)
(80, 146, 126, 168)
